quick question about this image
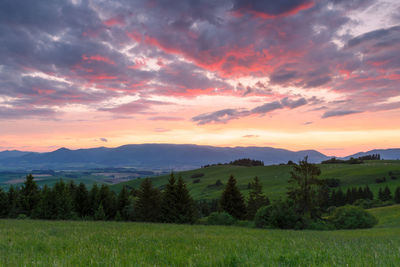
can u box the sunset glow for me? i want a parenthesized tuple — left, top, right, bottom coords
(1, 0, 400, 156)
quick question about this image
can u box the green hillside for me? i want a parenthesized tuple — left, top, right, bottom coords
(112, 160, 400, 200)
(368, 204, 400, 228)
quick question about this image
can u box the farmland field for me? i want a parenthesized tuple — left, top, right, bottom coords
(1, 205, 399, 266)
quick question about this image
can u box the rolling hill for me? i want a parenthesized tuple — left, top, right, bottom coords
(112, 160, 400, 200)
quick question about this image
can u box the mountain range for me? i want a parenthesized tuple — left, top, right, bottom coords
(0, 144, 399, 170)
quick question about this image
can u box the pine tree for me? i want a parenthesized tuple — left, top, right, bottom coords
(117, 185, 130, 220)
(175, 176, 196, 223)
(135, 179, 162, 222)
(382, 186, 392, 201)
(378, 187, 384, 201)
(89, 184, 100, 217)
(336, 188, 346, 207)
(220, 175, 246, 220)
(287, 157, 323, 218)
(7, 186, 19, 218)
(0, 188, 8, 218)
(364, 186, 373, 200)
(394, 187, 400, 204)
(36, 185, 55, 219)
(53, 180, 74, 220)
(246, 176, 268, 220)
(20, 174, 40, 216)
(75, 183, 90, 218)
(94, 204, 106, 220)
(161, 173, 178, 223)
(99, 185, 116, 220)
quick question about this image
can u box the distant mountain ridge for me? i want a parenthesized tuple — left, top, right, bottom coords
(0, 144, 399, 170)
(0, 144, 328, 170)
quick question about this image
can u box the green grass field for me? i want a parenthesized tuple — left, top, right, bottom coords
(1, 204, 399, 266)
(112, 160, 400, 200)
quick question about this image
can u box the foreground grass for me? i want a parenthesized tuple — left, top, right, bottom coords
(1, 218, 400, 266)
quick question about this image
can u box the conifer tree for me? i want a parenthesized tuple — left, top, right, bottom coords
(7, 186, 19, 217)
(75, 183, 90, 218)
(89, 184, 100, 217)
(175, 176, 196, 223)
(220, 175, 246, 220)
(378, 187, 384, 201)
(161, 173, 178, 223)
(246, 176, 268, 220)
(94, 204, 106, 220)
(287, 157, 323, 218)
(20, 174, 40, 216)
(117, 185, 130, 220)
(135, 179, 162, 222)
(99, 184, 116, 220)
(364, 186, 373, 200)
(394, 186, 400, 204)
(382, 186, 392, 201)
(36, 185, 55, 219)
(53, 180, 74, 219)
(0, 188, 8, 218)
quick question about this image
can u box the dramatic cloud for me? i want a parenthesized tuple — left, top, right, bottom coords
(322, 110, 362, 118)
(0, 0, 399, 152)
(193, 97, 308, 124)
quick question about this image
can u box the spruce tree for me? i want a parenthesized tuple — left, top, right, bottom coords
(94, 204, 106, 220)
(394, 187, 400, 204)
(383, 186, 392, 201)
(220, 175, 246, 220)
(161, 173, 178, 223)
(246, 176, 268, 220)
(378, 188, 384, 201)
(20, 174, 40, 216)
(135, 179, 162, 222)
(37, 185, 54, 219)
(0, 188, 8, 218)
(175, 176, 196, 223)
(117, 185, 130, 220)
(89, 184, 100, 217)
(287, 157, 323, 218)
(7, 186, 19, 218)
(53, 180, 74, 220)
(99, 185, 116, 220)
(75, 183, 90, 218)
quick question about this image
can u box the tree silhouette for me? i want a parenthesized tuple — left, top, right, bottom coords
(220, 175, 246, 220)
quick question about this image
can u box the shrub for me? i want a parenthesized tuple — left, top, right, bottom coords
(17, 214, 28, 220)
(206, 212, 236, 226)
(254, 205, 272, 228)
(192, 179, 201, 184)
(190, 173, 204, 178)
(330, 205, 378, 229)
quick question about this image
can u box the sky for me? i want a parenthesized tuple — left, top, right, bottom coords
(0, 0, 400, 156)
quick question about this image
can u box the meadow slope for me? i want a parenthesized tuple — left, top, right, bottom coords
(112, 160, 400, 200)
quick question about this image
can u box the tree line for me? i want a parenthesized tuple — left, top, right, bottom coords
(1, 160, 399, 228)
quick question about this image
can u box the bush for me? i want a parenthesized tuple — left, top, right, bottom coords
(190, 173, 204, 178)
(330, 205, 378, 229)
(254, 201, 299, 229)
(17, 214, 29, 220)
(254, 206, 272, 228)
(206, 212, 236, 226)
(192, 179, 201, 184)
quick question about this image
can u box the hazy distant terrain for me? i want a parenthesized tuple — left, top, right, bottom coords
(0, 144, 330, 170)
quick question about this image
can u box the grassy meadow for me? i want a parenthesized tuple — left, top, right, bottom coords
(112, 160, 400, 200)
(1, 205, 400, 266)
